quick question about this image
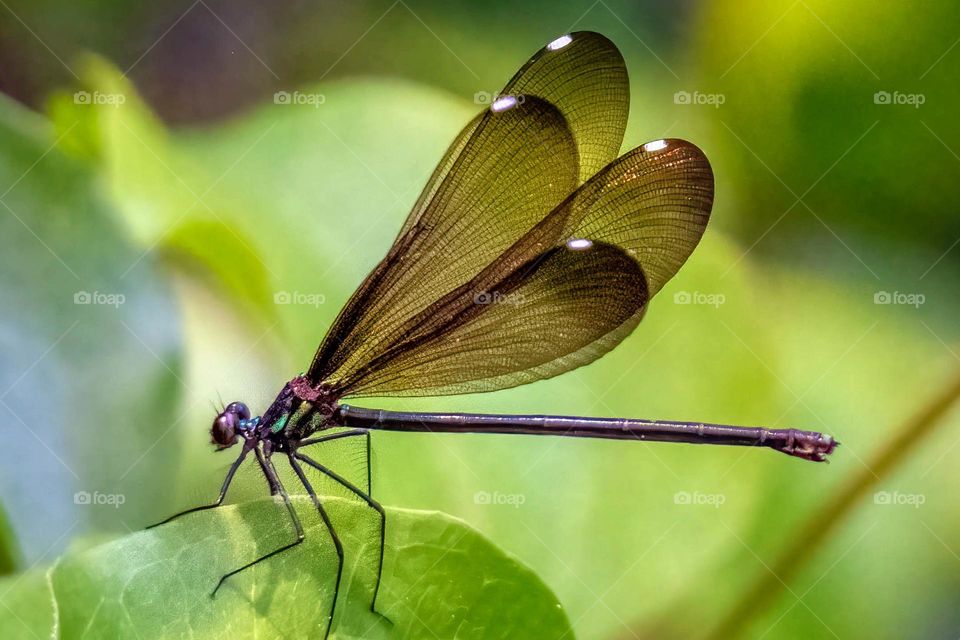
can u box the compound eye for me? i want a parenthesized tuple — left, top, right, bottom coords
(226, 401, 251, 421)
(211, 411, 239, 447)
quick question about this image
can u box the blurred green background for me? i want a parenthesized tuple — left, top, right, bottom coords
(2, 0, 960, 638)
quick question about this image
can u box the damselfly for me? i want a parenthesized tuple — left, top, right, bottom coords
(152, 31, 836, 639)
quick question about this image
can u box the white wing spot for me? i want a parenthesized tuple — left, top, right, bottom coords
(566, 238, 593, 250)
(547, 34, 573, 51)
(491, 95, 518, 113)
(643, 139, 669, 153)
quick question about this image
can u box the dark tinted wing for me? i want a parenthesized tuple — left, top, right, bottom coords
(309, 32, 629, 383)
(500, 31, 629, 183)
(339, 241, 648, 396)
(393, 30, 629, 241)
(326, 139, 713, 397)
(309, 95, 579, 382)
(563, 139, 713, 297)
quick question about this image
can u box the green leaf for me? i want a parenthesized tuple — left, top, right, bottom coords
(0, 498, 572, 639)
(47, 54, 195, 245)
(0, 566, 54, 637)
(161, 218, 277, 326)
(47, 56, 279, 331)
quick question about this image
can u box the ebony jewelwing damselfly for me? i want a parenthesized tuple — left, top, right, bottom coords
(151, 31, 837, 639)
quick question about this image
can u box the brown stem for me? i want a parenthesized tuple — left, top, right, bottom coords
(704, 370, 960, 640)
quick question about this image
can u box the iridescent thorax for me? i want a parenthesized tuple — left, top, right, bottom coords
(258, 375, 340, 441)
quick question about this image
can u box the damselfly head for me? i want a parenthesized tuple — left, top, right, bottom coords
(210, 401, 251, 448)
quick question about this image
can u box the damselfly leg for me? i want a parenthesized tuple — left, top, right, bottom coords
(211, 448, 305, 598)
(146, 445, 251, 529)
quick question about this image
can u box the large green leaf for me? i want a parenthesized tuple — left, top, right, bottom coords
(0, 498, 571, 639)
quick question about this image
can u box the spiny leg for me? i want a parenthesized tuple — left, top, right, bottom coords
(147, 444, 251, 529)
(294, 451, 388, 619)
(211, 448, 304, 597)
(299, 428, 372, 495)
(287, 454, 344, 640)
